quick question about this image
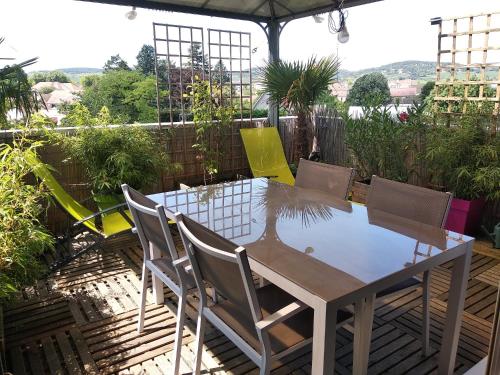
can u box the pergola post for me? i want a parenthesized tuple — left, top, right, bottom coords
(266, 19, 280, 126)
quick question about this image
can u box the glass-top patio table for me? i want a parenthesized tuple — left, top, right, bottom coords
(148, 178, 474, 375)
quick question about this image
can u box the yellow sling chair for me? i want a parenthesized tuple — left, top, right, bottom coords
(240, 127, 295, 186)
(26, 153, 133, 270)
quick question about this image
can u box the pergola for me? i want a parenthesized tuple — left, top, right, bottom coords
(77, 0, 383, 122)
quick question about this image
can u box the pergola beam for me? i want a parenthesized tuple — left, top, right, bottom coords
(77, 0, 383, 23)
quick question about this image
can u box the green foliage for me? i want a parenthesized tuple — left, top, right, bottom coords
(51, 120, 171, 195)
(212, 60, 230, 85)
(135, 44, 156, 76)
(347, 73, 391, 106)
(316, 92, 348, 113)
(103, 54, 131, 72)
(1, 37, 40, 127)
(0, 128, 54, 299)
(261, 55, 340, 114)
(78, 70, 157, 123)
(191, 79, 234, 183)
(260, 55, 340, 162)
(344, 101, 423, 181)
(424, 105, 500, 200)
(187, 43, 209, 74)
(30, 70, 70, 84)
(420, 81, 435, 102)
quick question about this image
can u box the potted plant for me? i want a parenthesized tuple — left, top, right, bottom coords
(425, 105, 500, 235)
(260, 55, 340, 165)
(51, 104, 177, 206)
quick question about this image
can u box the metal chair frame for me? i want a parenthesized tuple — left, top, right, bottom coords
(175, 212, 322, 375)
(367, 175, 453, 356)
(122, 184, 192, 375)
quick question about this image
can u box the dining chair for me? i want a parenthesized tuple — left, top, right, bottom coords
(175, 212, 352, 375)
(295, 158, 355, 200)
(367, 175, 453, 356)
(122, 184, 194, 375)
(240, 127, 295, 186)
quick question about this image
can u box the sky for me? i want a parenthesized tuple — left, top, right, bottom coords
(0, 0, 498, 72)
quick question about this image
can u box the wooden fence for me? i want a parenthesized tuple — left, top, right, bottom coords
(0, 117, 296, 233)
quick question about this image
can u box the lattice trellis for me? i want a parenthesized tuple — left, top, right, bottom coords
(208, 29, 253, 122)
(152, 23, 252, 125)
(433, 11, 500, 116)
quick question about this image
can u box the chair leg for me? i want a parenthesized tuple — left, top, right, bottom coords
(259, 350, 272, 375)
(137, 263, 149, 333)
(193, 312, 206, 375)
(422, 270, 431, 356)
(172, 290, 186, 375)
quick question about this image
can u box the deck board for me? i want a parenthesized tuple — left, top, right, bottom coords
(3, 234, 499, 374)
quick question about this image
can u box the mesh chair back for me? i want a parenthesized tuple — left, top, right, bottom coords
(367, 176, 452, 228)
(240, 127, 295, 186)
(177, 214, 260, 323)
(122, 185, 177, 261)
(295, 159, 354, 200)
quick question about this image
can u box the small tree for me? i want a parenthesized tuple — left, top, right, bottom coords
(135, 44, 156, 76)
(31, 70, 70, 83)
(347, 73, 391, 106)
(420, 81, 435, 102)
(261, 56, 340, 164)
(212, 59, 230, 85)
(187, 43, 209, 75)
(103, 54, 131, 72)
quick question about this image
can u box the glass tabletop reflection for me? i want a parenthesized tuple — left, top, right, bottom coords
(148, 178, 473, 297)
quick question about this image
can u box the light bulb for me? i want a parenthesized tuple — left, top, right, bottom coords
(125, 7, 137, 20)
(337, 25, 349, 43)
(312, 14, 324, 23)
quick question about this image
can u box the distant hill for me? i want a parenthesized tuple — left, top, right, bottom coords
(337, 60, 498, 83)
(29, 67, 102, 83)
(338, 60, 437, 82)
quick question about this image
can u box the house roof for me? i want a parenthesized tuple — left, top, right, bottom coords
(390, 87, 418, 97)
(77, 0, 383, 23)
(33, 82, 82, 93)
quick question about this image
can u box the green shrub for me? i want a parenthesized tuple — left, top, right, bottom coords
(343, 100, 416, 181)
(424, 104, 500, 200)
(0, 131, 54, 299)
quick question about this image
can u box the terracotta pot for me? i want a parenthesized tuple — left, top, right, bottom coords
(445, 197, 485, 235)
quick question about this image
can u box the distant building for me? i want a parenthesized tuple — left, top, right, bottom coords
(388, 79, 420, 103)
(32, 82, 82, 125)
(33, 82, 82, 109)
(330, 82, 349, 102)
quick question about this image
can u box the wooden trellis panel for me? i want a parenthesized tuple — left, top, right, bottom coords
(433, 11, 500, 116)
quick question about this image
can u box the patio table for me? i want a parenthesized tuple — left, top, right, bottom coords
(148, 178, 474, 375)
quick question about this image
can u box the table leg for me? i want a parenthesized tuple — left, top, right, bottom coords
(438, 242, 473, 374)
(150, 243, 164, 305)
(353, 294, 375, 375)
(312, 302, 337, 374)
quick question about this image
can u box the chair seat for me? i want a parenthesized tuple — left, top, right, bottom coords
(102, 210, 133, 237)
(211, 284, 352, 355)
(376, 277, 421, 299)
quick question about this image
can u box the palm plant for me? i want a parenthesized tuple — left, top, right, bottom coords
(0, 37, 39, 127)
(260, 56, 340, 164)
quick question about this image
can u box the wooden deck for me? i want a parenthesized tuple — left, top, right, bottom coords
(3, 232, 499, 375)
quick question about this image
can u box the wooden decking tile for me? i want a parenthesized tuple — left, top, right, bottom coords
(3, 234, 500, 374)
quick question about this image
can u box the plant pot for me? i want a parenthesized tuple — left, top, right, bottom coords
(445, 197, 485, 235)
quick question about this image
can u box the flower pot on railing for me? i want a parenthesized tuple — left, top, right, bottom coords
(445, 197, 485, 236)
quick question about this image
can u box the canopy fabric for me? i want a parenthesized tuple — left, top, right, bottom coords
(78, 0, 382, 22)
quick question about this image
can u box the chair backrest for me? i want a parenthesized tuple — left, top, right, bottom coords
(295, 159, 355, 200)
(367, 175, 452, 228)
(176, 213, 262, 324)
(122, 184, 178, 262)
(240, 127, 295, 186)
(25, 152, 99, 233)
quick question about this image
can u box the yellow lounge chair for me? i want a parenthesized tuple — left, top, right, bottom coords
(26, 153, 133, 270)
(240, 127, 295, 186)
